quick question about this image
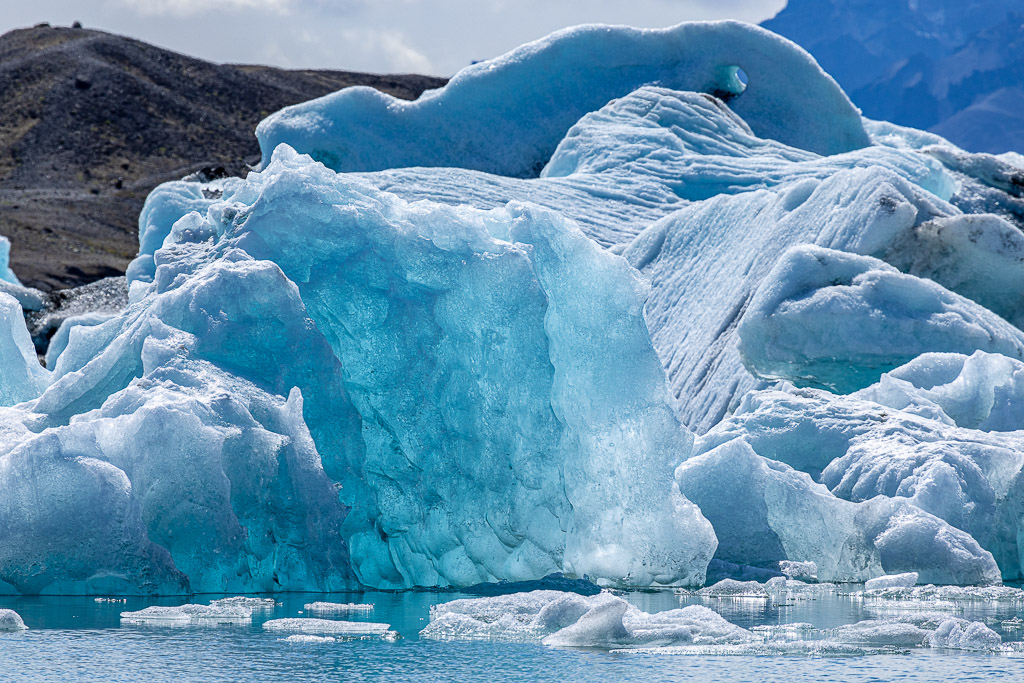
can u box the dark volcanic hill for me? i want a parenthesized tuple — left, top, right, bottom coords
(0, 24, 447, 290)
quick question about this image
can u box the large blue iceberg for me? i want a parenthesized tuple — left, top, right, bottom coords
(1, 19, 1023, 594)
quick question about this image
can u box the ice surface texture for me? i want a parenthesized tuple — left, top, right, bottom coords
(695, 353, 1024, 580)
(257, 22, 868, 178)
(738, 245, 1024, 393)
(3, 18, 1024, 594)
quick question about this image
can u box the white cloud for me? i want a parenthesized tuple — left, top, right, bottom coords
(113, 0, 293, 18)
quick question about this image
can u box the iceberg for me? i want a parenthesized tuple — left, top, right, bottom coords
(3, 17, 1024, 596)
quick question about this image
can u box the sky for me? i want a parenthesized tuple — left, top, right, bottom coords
(0, 0, 787, 76)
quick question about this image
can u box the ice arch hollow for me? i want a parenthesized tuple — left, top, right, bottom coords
(257, 21, 869, 178)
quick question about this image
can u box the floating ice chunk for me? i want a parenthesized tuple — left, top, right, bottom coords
(696, 580, 769, 598)
(0, 609, 27, 631)
(763, 578, 839, 599)
(864, 573, 919, 590)
(263, 618, 395, 639)
(422, 590, 754, 649)
(120, 603, 254, 626)
(209, 597, 277, 612)
(830, 620, 929, 647)
(737, 245, 1024, 392)
(777, 561, 818, 582)
(927, 619, 1002, 651)
(303, 602, 374, 615)
(677, 438, 999, 584)
(281, 634, 336, 644)
(258, 22, 868, 179)
(614, 641, 903, 656)
(0, 293, 50, 406)
(863, 585, 1024, 604)
(854, 351, 1024, 432)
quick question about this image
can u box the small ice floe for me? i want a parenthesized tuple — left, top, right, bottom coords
(303, 602, 374, 615)
(864, 572, 918, 590)
(0, 609, 27, 631)
(281, 634, 337, 644)
(764, 577, 839, 599)
(860, 584, 1024, 612)
(826, 614, 1003, 652)
(695, 579, 769, 598)
(208, 597, 277, 611)
(263, 618, 398, 641)
(120, 597, 273, 626)
(93, 598, 127, 604)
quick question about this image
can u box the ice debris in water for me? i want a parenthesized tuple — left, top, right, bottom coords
(303, 602, 374, 615)
(281, 634, 336, 644)
(862, 584, 1024, 604)
(263, 618, 397, 640)
(421, 590, 755, 649)
(120, 598, 271, 626)
(864, 573, 919, 590)
(423, 589, 1007, 654)
(694, 579, 769, 598)
(0, 609, 27, 631)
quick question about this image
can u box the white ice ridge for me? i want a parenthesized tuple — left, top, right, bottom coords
(257, 22, 868, 178)
(864, 573, 919, 590)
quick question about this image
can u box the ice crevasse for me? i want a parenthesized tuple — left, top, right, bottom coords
(1, 19, 1023, 594)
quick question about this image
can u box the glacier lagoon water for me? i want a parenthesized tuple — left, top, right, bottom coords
(2, 590, 1024, 681)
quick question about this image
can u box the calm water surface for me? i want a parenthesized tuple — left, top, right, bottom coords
(2, 590, 1024, 681)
